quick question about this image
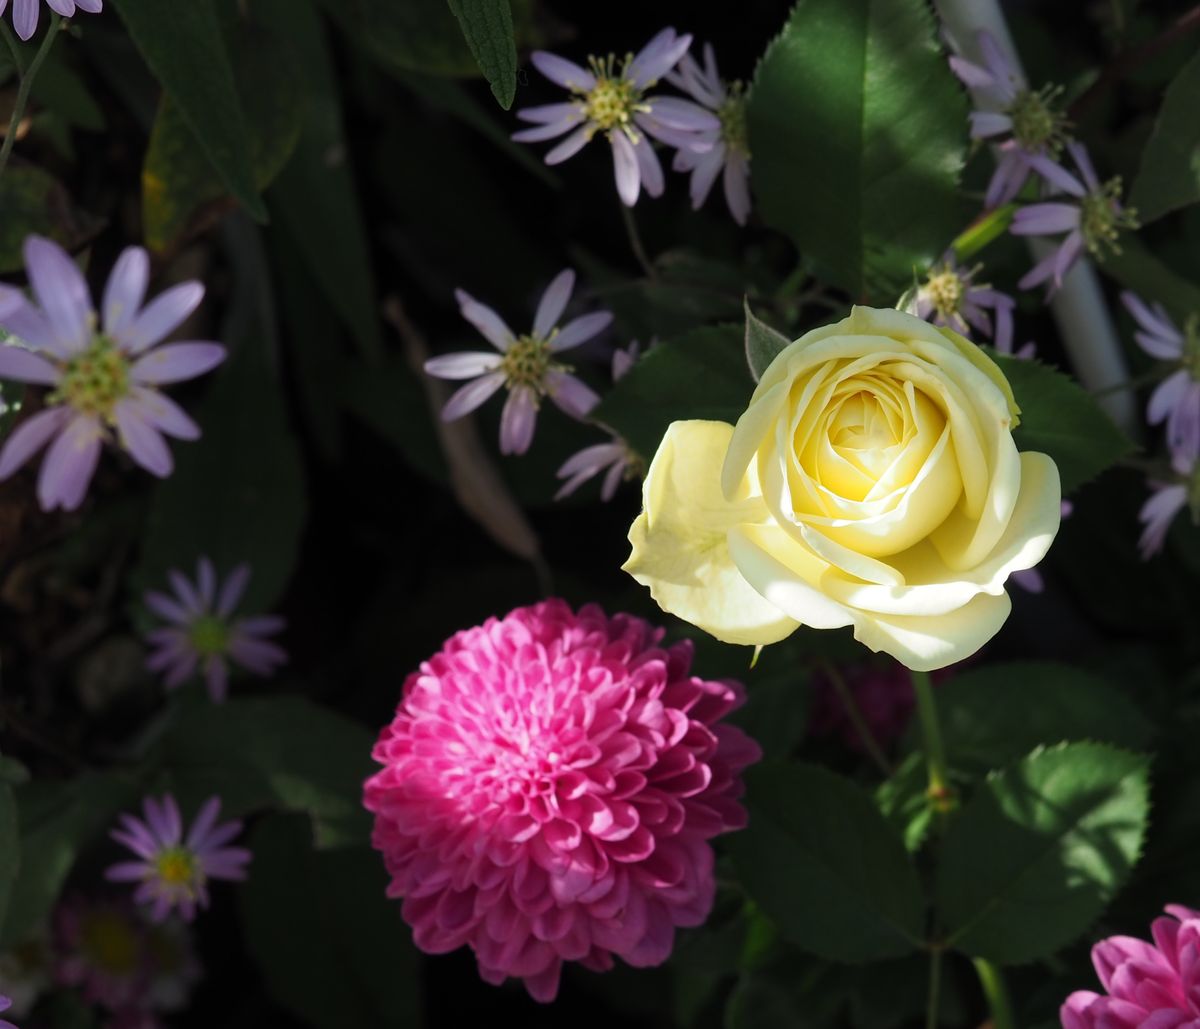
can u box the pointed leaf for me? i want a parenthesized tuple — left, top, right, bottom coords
(745, 299, 792, 382)
(446, 0, 518, 109)
(1130, 50, 1200, 223)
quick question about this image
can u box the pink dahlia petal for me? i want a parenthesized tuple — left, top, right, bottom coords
(131, 342, 226, 385)
(102, 246, 150, 337)
(24, 235, 92, 354)
(363, 600, 760, 1004)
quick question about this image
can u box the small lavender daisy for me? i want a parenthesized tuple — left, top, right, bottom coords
(513, 28, 719, 206)
(913, 253, 1015, 352)
(1138, 451, 1196, 559)
(106, 795, 251, 923)
(425, 269, 611, 456)
(0, 995, 16, 1029)
(1010, 142, 1138, 292)
(664, 43, 751, 224)
(1122, 291, 1200, 461)
(948, 30, 1075, 208)
(0, 0, 100, 41)
(0, 237, 225, 511)
(556, 341, 643, 501)
(144, 557, 287, 703)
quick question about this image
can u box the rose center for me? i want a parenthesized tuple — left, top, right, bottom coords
(1079, 178, 1139, 257)
(1010, 84, 1067, 152)
(719, 85, 749, 157)
(49, 336, 131, 421)
(188, 615, 229, 657)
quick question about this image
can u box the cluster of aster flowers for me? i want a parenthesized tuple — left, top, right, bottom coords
(513, 29, 751, 224)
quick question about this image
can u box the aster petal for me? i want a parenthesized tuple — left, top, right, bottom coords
(550, 311, 613, 352)
(969, 111, 1012, 139)
(530, 51, 595, 91)
(723, 155, 752, 226)
(37, 413, 102, 511)
(545, 370, 600, 419)
(216, 563, 251, 618)
(76, 0, 105, 10)
(128, 385, 201, 440)
(163, 650, 199, 689)
(144, 589, 190, 625)
(204, 656, 229, 702)
(442, 371, 506, 421)
(1011, 202, 1081, 236)
(114, 398, 173, 477)
(1052, 231, 1085, 286)
(0, 343, 60, 384)
(0, 406, 70, 479)
(1122, 292, 1184, 353)
(0, 284, 62, 355)
(601, 457, 626, 501)
(106, 861, 153, 882)
(1027, 152, 1087, 197)
(24, 236, 92, 354)
(543, 125, 591, 165)
(688, 146, 724, 210)
(642, 96, 719, 132)
(1149, 370, 1190, 426)
(424, 351, 505, 380)
(131, 342, 226, 385)
(611, 131, 641, 207)
(233, 614, 285, 637)
(102, 247, 150, 336)
(633, 137, 665, 198)
(455, 290, 515, 350)
(12, 0, 38, 39)
(197, 556, 217, 608)
(984, 149, 1031, 209)
(118, 283, 205, 353)
(1139, 484, 1187, 558)
(499, 385, 537, 455)
(948, 55, 994, 90)
(1017, 249, 1061, 292)
(517, 102, 584, 124)
(629, 29, 692, 88)
(533, 269, 576, 340)
(512, 117, 582, 143)
(226, 635, 287, 675)
(1067, 140, 1100, 192)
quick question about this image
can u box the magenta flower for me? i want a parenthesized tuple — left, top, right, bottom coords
(363, 599, 761, 1003)
(0, 996, 15, 1029)
(913, 253, 1015, 352)
(1138, 451, 1195, 559)
(513, 29, 719, 206)
(1062, 904, 1200, 1027)
(0, 0, 100, 41)
(0, 238, 225, 511)
(1122, 291, 1200, 461)
(106, 795, 251, 923)
(663, 44, 751, 224)
(425, 269, 612, 456)
(143, 557, 287, 702)
(1011, 142, 1138, 293)
(948, 30, 1075, 208)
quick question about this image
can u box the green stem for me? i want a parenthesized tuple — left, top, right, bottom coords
(973, 958, 1017, 1029)
(911, 668, 953, 812)
(0, 14, 61, 181)
(926, 946, 943, 1029)
(821, 661, 893, 777)
(619, 202, 656, 280)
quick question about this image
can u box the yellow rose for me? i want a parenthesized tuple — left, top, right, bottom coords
(623, 306, 1062, 671)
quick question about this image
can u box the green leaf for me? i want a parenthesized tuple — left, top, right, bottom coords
(265, 0, 383, 364)
(1130, 50, 1200, 224)
(1103, 236, 1200, 326)
(936, 742, 1149, 964)
(745, 299, 792, 382)
(239, 816, 422, 1028)
(729, 761, 925, 962)
(160, 697, 375, 849)
(875, 753, 933, 853)
(0, 773, 140, 947)
(0, 781, 17, 929)
(592, 325, 752, 460)
(316, 0, 477, 76)
(446, 0, 517, 109)
(142, 15, 303, 250)
(0, 166, 81, 273)
(916, 661, 1155, 776)
(992, 352, 1133, 494)
(747, 0, 969, 299)
(109, 0, 264, 220)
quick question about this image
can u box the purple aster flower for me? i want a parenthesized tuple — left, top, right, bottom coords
(1122, 291, 1200, 461)
(1138, 450, 1195, 559)
(106, 795, 251, 923)
(0, 237, 225, 511)
(1010, 142, 1138, 293)
(913, 253, 1015, 352)
(143, 557, 287, 702)
(54, 897, 149, 1010)
(0, 995, 16, 1029)
(424, 269, 612, 456)
(948, 30, 1075, 208)
(664, 43, 751, 224)
(0, 0, 100, 41)
(512, 28, 719, 206)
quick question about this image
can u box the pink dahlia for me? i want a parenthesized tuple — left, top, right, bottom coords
(363, 599, 761, 1003)
(1062, 904, 1200, 1027)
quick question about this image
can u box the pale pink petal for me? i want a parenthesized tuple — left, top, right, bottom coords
(118, 283, 205, 353)
(24, 235, 92, 354)
(455, 289, 515, 350)
(442, 371, 506, 421)
(102, 247, 150, 336)
(545, 370, 600, 419)
(533, 269, 575, 340)
(130, 342, 225, 385)
(424, 351, 504, 380)
(550, 311, 613, 352)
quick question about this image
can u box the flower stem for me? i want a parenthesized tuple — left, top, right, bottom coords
(0, 14, 62, 182)
(973, 957, 1017, 1029)
(619, 202, 656, 280)
(926, 946, 944, 1029)
(911, 668, 953, 813)
(821, 661, 893, 777)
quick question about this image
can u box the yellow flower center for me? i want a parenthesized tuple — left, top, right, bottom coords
(501, 334, 566, 393)
(923, 268, 965, 320)
(49, 335, 132, 421)
(1079, 178, 1138, 259)
(581, 55, 649, 139)
(155, 846, 199, 887)
(1010, 84, 1068, 153)
(80, 911, 140, 975)
(719, 84, 749, 158)
(188, 615, 229, 657)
